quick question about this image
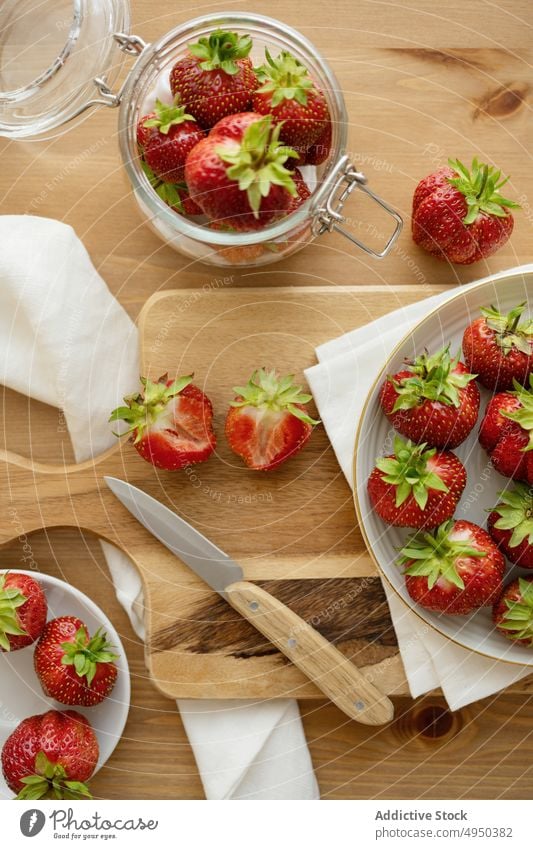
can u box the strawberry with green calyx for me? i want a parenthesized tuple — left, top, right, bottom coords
(0, 571, 47, 652)
(488, 483, 533, 568)
(399, 519, 505, 615)
(367, 437, 466, 529)
(225, 369, 319, 471)
(170, 30, 258, 129)
(412, 157, 520, 264)
(493, 576, 533, 646)
(140, 160, 202, 216)
(462, 302, 533, 391)
(138, 99, 204, 184)
(110, 374, 216, 470)
(380, 345, 480, 448)
(479, 376, 533, 483)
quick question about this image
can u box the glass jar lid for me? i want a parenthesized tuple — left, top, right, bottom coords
(0, 0, 130, 138)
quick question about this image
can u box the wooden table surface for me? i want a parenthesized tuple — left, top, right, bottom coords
(1, 0, 532, 799)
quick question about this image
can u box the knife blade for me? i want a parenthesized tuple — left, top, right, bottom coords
(105, 476, 394, 726)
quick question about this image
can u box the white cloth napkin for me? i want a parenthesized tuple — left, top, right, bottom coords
(305, 265, 533, 711)
(0, 215, 318, 800)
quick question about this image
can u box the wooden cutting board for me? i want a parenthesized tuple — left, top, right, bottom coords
(0, 283, 488, 700)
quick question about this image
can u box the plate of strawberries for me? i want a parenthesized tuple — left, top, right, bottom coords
(0, 570, 130, 799)
(354, 271, 533, 664)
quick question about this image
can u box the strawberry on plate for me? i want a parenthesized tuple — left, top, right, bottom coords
(137, 99, 204, 184)
(110, 374, 216, 471)
(493, 576, 533, 647)
(412, 157, 520, 264)
(462, 302, 533, 391)
(1, 709, 98, 799)
(225, 369, 319, 471)
(399, 519, 505, 615)
(367, 437, 466, 529)
(0, 571, 47, 652)
(252, 49, 329, 157)
(488, 483, 533, 568)
(380, 346, 480, 448)
(185, 113, 298, 231)
(479, 376, 533, 483)
(34, 616, 118, 707)
(170, 30, 258, 129)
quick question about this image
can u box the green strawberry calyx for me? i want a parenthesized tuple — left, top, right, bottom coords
(17, 751, 92, 801)
(498, 577, 533, 645)
(492, 483, 533, 548)
(109, 374, 193, 444)
(376, 437, 449, 510)
(60, 626, 118, 686)
(481, 302, 533, 356)
(143, 99, 195, 135)
(255, 49, 314, 107)
(188, 29, 252, 75)
(231, 368, 320, 426)
(0, 572, 28, 652)
(391, 345, 476, 412)
(399, 519, 485, 590)
(216, 116, 298, 216)
(447, 157, 520, 226)
(140, 159, 187, 214)
(501, 376, 533, 451)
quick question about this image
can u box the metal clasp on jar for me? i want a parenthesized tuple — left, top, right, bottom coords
(72, 33, 149, 117)
(312, 155, 403, 258)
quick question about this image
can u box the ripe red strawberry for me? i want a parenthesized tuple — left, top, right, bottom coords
(479, 376, 533, 483)
(185, 113, 298, 231)
(169, 30, 258, 129)
(34, 617, 118, 707)
(1, 709, 98, 799)
(488, 483, 533, 568)
(412, 158, 519, 264)
(286, 167, 311, 214)
(252, 50, 329, 155)
(380, 346, 480, 448)
(0, 572, 47, 652)
(304, 120, 332, 166)
(140, 159, 201, 216)
(110, 374, 216, 471)
(400, 519, 505, 615)
(462, 302, 533, 391)
(225, 369, 319, 471)
(367, 437, 466, 529)
(493, 576, 533, 646)
(139, 99, 204, 184)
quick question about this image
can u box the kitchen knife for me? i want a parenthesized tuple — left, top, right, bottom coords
(105, 476, 394, 726)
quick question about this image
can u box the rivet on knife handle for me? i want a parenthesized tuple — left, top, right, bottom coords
(225, 581, 394, 726)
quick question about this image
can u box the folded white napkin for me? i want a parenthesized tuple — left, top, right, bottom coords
(305, 265, 533, 711)
(0, 215, 318, 800)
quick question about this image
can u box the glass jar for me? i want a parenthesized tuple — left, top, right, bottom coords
(0, 3, 403, 268)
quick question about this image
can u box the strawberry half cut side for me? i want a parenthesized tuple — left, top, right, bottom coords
(391, 346, 476, 412)
(447, 157, 520, 226)
(501, 376, 533, 452)
(480, 302, 533, 357)
(17, 751, 92, 802)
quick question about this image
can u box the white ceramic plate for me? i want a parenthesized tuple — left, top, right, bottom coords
(354, 270, 533, 666)
(0, 571, 130, 798)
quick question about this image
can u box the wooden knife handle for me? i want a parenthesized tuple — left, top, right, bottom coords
(225, 580, 394, 726)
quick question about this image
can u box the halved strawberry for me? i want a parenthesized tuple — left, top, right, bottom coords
(225, 369, 319, 471)
(462, 302, 533, 391)
(380, 346, 480, 448)
(479, 376, 533, 483)
(367, 437, 466, 529)
(399, 519, 505, 615)
(493, 576, 533, 646)
(488, 483, 533, 568)
(0, 572, 47, 652)
(110, 374, 216, 471)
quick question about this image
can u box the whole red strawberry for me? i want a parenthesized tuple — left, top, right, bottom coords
(304, 120, 332, 166)
(34, 616, 118, 707)
(225, 369, 319, 471)
(412, 158, 519, 264)
(170, 30, 258, 129)
(479, 376, 533, 483)
(493, 576, 533, 647)
(110, 374, 216, 471)
(380, 346, 480, 448)
(140, 159, 202, 216)
(367, 437, 466, 529)
(2, 709, 98, 799)
(462, 302, 533, 391)
(185, 113, 298, 231)
(400, 519, 505, 615)
(488, 483, 533, 568)
(138, 99, 204, 184)
(252, 49, 329, 156)
(0, 571, 47, 652)
(286, 167, 311, 214)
